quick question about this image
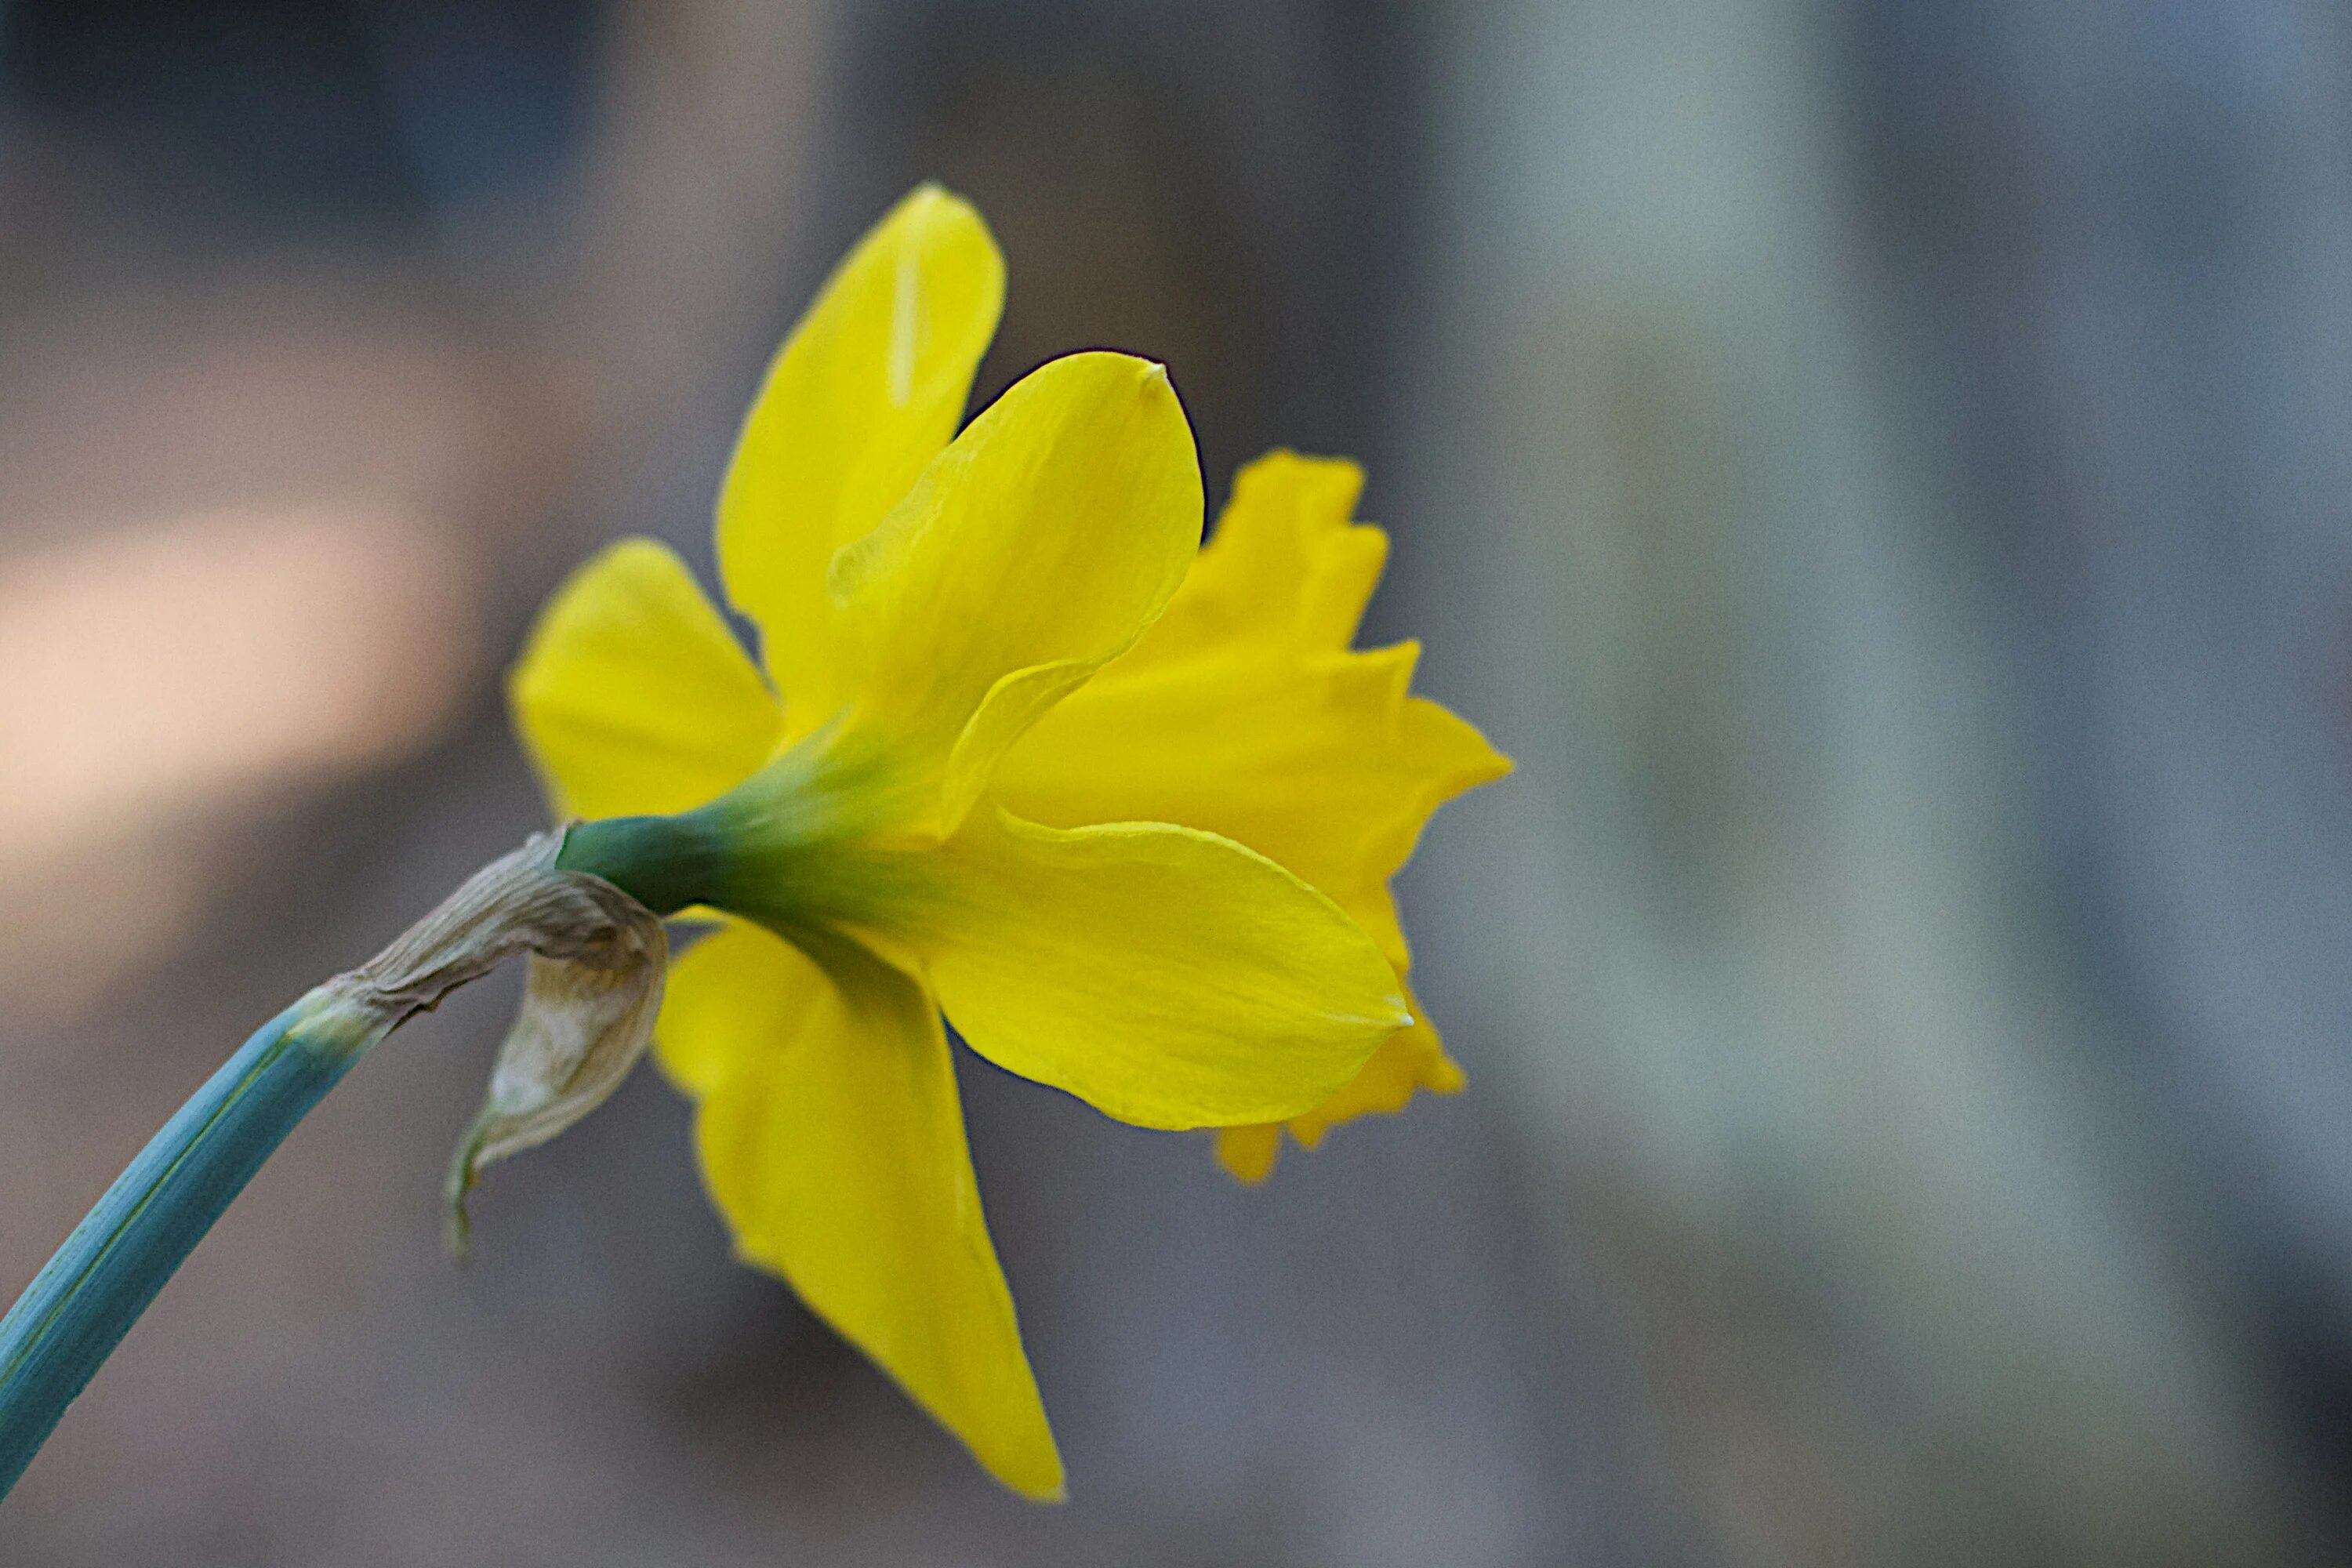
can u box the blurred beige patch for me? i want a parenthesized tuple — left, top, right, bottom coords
(0, 505, 478, 1018)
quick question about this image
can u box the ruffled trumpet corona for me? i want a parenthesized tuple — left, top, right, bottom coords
(0, 184, 1508, 1504)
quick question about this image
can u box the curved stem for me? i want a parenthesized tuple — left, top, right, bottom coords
(0, 826, 662, 1505)
(0, 989, 379, 1499)
(557, 812, 722, 916)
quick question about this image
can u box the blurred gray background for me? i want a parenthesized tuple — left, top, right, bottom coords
(3, 1, 2350, 1563)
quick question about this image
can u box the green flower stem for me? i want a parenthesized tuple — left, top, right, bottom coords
(0, 988, 379, 1500)
(0, 824, 662, 1505)
(558, 813, 720, 917)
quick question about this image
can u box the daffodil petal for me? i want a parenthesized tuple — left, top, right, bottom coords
(896, 809, 1409, 1130)
(655, 919, 1063, 1501)
(993, 448, 1510, 1170)
(996, 644, 1508, 949)
(1283, 1000, 1468, 1149)
(1109, 449, 1385, 670)
(824, 350, 1203, 829)
(718, 184, 1005, 706)
(1212, 1001, 1468, 1183)
(510, 538, 782, 822)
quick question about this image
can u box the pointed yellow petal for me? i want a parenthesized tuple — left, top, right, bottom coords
(894, 808, 1408, 1130)
(1211, 1017, 1465, 1181)
(509, 538, 782, 822)
(656, 920, 1063, 1501)
(1284, 991, 1466, 1144)
(996, 644, 1508, 944)
(717, 184, 1005, 705)
(822, 350, 1204, 829)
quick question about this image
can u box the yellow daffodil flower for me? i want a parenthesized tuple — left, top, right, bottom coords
(504, 184, 1506, 1499)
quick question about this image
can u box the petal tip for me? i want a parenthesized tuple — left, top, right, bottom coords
(990, 1439, 1069, 1503)
(1079, 351, 1171, 394)
(896, 179, 971, 220)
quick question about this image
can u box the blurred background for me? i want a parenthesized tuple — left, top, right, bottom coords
(3, 1, 2350, 1562)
